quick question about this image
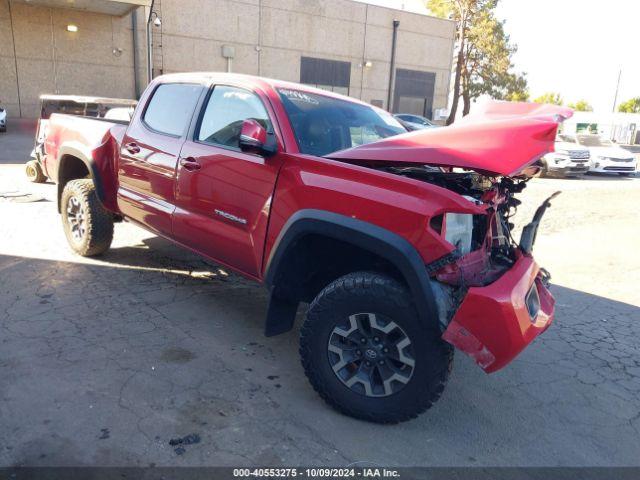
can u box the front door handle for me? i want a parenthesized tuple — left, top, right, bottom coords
(124, 142, 140, 155)
(180, 157, 201, 171)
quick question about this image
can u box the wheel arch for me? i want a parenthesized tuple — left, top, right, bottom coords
(263, 209, 439, 336)
(56, 144, 105, 213)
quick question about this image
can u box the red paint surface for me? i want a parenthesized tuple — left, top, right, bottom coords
(328, 101, 573, 176)
(44, 74, 564, 372)
(442, 253, 555, 372)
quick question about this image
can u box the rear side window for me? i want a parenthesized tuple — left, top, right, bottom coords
(143, 83, 202, 136)
(197, 86, 271, 149)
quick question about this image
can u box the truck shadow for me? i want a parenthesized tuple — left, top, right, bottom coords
(1, 249, 639, 466)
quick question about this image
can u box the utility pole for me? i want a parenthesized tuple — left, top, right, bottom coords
(612, 68, 622, 113)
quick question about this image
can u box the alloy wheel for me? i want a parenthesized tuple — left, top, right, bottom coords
(66, 196, 87, 242)
(327, 312, 415, 397)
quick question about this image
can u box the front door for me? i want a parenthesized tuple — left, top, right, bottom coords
(117, 82, 203, 235)
(174, 85, 282, 278)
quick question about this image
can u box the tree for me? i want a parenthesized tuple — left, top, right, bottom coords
(618, 97, 640, 113)
(502, 74, 529, 102)
(460, 11, 528, 114)
(532, 92, 563, 106)
(508, 89, 530, 102)
(567, 100, 593, 111)
(428, 0, 526, 123)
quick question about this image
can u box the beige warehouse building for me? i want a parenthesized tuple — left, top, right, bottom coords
(1, 0, 455, 119)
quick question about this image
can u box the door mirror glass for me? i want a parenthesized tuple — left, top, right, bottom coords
(239, 119, 276, 156)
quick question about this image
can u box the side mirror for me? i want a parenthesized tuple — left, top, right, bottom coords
(239, 119, 277, 156)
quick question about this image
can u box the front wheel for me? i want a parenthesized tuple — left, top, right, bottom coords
(61, 179, 113, 256)
(618, 172, 633, 177)
(300, 271, 453, 423)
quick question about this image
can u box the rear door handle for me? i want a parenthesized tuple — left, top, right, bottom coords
(124, 142, 140, 155)
(180, 157, 201, 171)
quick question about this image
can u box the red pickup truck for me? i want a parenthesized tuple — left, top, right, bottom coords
(42, 73, 569, 423)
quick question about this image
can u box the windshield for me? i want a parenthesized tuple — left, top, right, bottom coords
(575, 134, 611, 147)
(278, 89, 406, 156)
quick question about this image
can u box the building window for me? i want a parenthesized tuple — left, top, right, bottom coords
(392, 69, 436, 119)
(300, 57, 351, 95)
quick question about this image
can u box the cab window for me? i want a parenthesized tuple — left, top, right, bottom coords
(197, 86, 271, 149)
(143, 83, 202, 136)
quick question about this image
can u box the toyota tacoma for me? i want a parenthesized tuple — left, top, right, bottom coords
(42, 73, 570, 423)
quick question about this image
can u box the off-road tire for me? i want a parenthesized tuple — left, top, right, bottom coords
(61, 179, 113, 256)
(300, 271, 453, 423)
(25, 160, 47, 183)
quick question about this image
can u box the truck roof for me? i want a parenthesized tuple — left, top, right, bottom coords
(154, 72, 373, 108)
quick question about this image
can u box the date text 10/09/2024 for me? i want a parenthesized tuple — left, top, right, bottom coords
(233, 468, 401, 478)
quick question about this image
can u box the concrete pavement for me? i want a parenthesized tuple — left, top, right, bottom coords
(1, 126, 639, 467)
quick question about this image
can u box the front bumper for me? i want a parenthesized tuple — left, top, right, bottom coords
(442, 254, 554, 373)
(589, 164, 636, 173)
(548, 163, 589, 176)
(590, 158, 637, 173)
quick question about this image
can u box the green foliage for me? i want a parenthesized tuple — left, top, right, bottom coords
(567, 100, 593, 112)
(464, 11, 527, 101)
(618, 97, 640, 113)
(532, 92, 563, 106)
(508, 89, 530, 102)
(427, 0, 527, 121)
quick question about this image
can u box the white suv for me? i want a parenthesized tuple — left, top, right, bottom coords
(541, 136, 590, 177)
(570, 134, 636, 176)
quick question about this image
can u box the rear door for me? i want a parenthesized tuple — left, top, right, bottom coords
(174, 85, 283, 278)
(117, 82, 203, 235)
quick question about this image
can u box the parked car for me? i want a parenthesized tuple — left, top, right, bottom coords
(42, 73, 567, 423)
(540, 135, 590, 177)
(26, 94, 136, 183)
(0, 104, 6, 132)
(567, 133, 636, 176)
(394, 113, 437, 131)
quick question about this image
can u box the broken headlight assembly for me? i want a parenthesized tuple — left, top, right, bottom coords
(443, 212, 474, 255)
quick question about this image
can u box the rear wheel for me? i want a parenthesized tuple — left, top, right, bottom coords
(300, 271, 453, 423)
(25, 160, 47, 183)
(61, 179, 113, 256)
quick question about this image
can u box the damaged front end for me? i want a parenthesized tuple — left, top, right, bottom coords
(328, 101, 571, 372)
(388, 166, 558, 372)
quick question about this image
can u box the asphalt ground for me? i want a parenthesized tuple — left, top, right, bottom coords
(1, 122, 639, 467)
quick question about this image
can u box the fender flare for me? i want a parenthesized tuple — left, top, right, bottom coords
(56, 144, 105, 210)
(263, 209, 439, 335)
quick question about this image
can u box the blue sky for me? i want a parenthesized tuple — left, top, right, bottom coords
(355, 0, 639, 112)
(496, 0, 639, 112)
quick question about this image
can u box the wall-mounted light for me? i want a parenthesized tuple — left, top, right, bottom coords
(66, 24, 78, 32)
(149, 11, 161, 27)
(364, 60, 373, 68)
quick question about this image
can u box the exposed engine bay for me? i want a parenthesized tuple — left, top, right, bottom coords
(384, 165, 536, 289)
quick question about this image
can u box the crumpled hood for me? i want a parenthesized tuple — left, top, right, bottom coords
(327, 101, 574, 176)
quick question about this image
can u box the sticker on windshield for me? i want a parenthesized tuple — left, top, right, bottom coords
(279, 89, 319, 105)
